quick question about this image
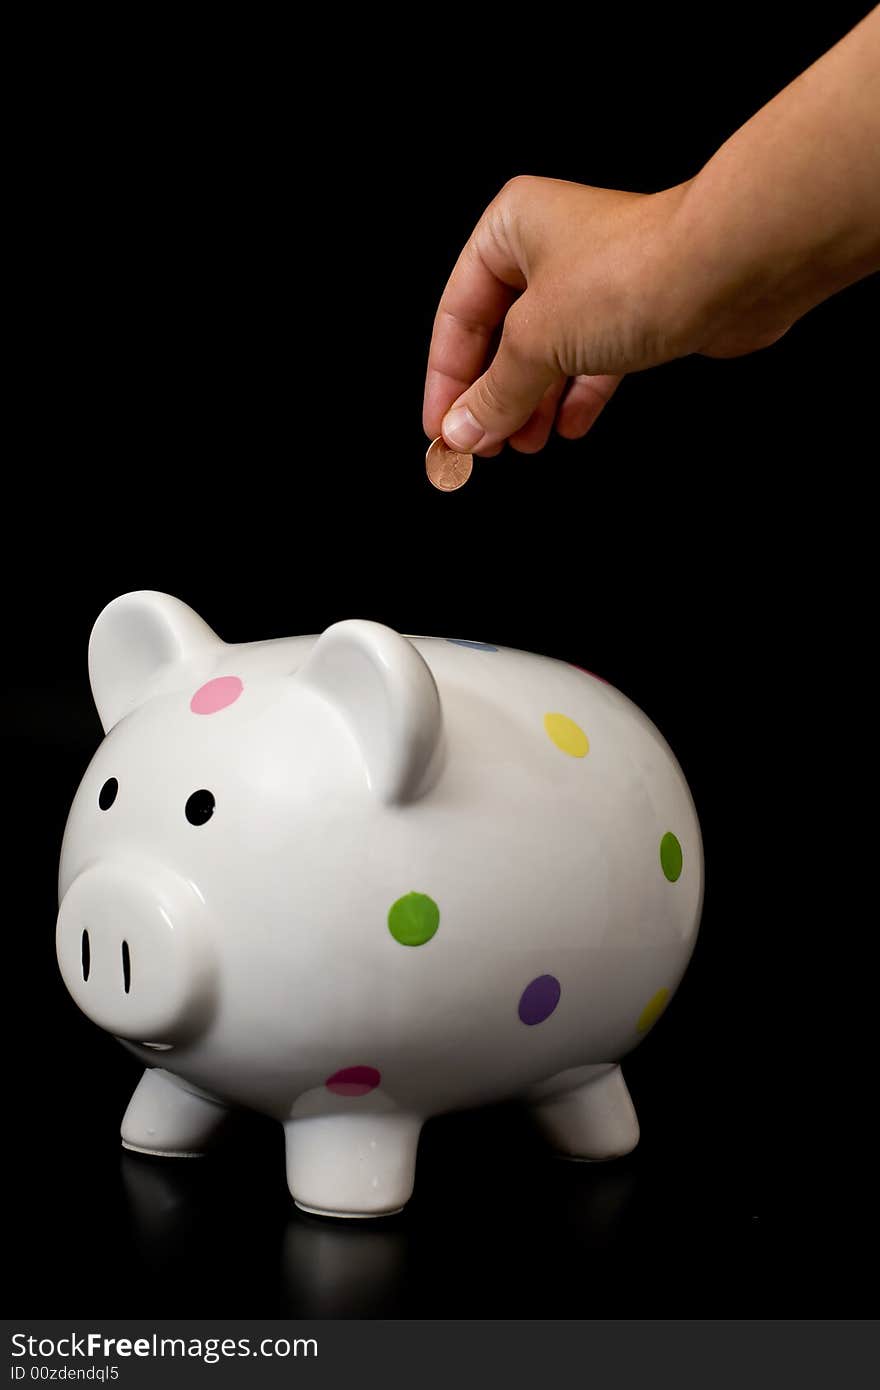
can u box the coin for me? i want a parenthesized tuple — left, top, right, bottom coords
(425, 438, 473, 492)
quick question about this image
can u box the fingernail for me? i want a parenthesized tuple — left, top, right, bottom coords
(442, 406, 484, 451)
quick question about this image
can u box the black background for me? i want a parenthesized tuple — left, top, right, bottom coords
(7, 7, 877, 1316)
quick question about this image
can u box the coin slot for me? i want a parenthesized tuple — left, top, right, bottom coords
(122, 939, 131, 994)
(81, 929, 90, 982)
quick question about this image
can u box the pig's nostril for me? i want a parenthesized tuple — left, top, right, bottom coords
(122, 939, 131, 994)
(81, 929, 90, 982)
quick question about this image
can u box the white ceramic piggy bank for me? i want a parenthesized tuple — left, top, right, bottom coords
(57, 591, 703, 1217)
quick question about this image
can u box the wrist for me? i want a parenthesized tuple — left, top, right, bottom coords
(667, 169, 794, 352)
(662, 159, 879, 357)
(631, 181, 722, 362)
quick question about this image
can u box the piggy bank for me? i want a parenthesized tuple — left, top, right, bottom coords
(57, 591, 703, 1217)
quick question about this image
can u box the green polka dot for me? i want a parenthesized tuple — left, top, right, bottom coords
(388, 892, 440, 946)
(660, 832, 683, 882)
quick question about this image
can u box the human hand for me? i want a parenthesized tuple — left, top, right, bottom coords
(422, 176, 791, 458)
(423, 13, 880, 458)
(423, 177, 687, 457)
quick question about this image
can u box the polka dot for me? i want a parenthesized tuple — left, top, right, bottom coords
(446, 638, 499, 652)
(518, 975, 561, 1026)
(660, 832, 683, 882)
(325, 1065, 381, 1097)
(637, 988, 670, 1034)
(570, 663, 609, 684)
(388, 892, 440, 947)
(543, 712, 589, 758)
(190, 676, 243, 715)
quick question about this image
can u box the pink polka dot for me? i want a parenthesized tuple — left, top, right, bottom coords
(325, 1065, 381, 1097)
(570, 664, 609, 684)
(190, 676, 244, 715)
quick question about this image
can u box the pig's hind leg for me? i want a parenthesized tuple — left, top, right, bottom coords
(121, 1068, 230, 1157)
(530, 1064, 640, 1161)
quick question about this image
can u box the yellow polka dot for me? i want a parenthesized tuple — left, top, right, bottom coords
(637, 988, 670, 1034)
(544, 712, 589, 758)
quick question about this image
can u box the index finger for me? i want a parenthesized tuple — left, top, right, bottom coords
(422, 227, 525, 439)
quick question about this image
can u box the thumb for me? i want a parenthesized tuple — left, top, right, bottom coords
(441, 299, 559, 454)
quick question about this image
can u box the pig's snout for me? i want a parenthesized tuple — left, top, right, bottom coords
(56, 862, 217, 1045)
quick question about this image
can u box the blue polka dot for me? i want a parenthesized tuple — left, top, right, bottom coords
(446, 639, 498, 652)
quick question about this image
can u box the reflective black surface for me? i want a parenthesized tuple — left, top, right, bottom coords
(7, 1048, 770, 1317)
(7, 922, 873, 1316)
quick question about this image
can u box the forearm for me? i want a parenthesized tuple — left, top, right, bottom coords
(672, 8, 880, 349)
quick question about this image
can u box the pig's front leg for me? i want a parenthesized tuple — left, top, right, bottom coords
(530, 1064, 640, 1161)
(121, 1068, 230, 1158)
(283, 1112, 423, 1217)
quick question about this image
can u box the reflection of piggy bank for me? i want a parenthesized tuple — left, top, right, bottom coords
(57, 591, 703, 1217)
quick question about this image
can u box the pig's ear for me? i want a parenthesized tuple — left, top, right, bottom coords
(298, 620, 443, 803)
(89, 591, 221, 732)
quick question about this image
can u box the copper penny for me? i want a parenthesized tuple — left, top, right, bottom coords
(425, 438, 473, 492)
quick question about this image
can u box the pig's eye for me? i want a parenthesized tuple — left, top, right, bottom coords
(98, 778, 118, 810)
(185, 789, 215, 826)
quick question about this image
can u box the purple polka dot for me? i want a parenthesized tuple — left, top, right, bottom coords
(190, 676, 243, 715)
(325, 1065, 381, 1097)
(518, 975, 561, 1026)
(446, 638, 499, 652)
